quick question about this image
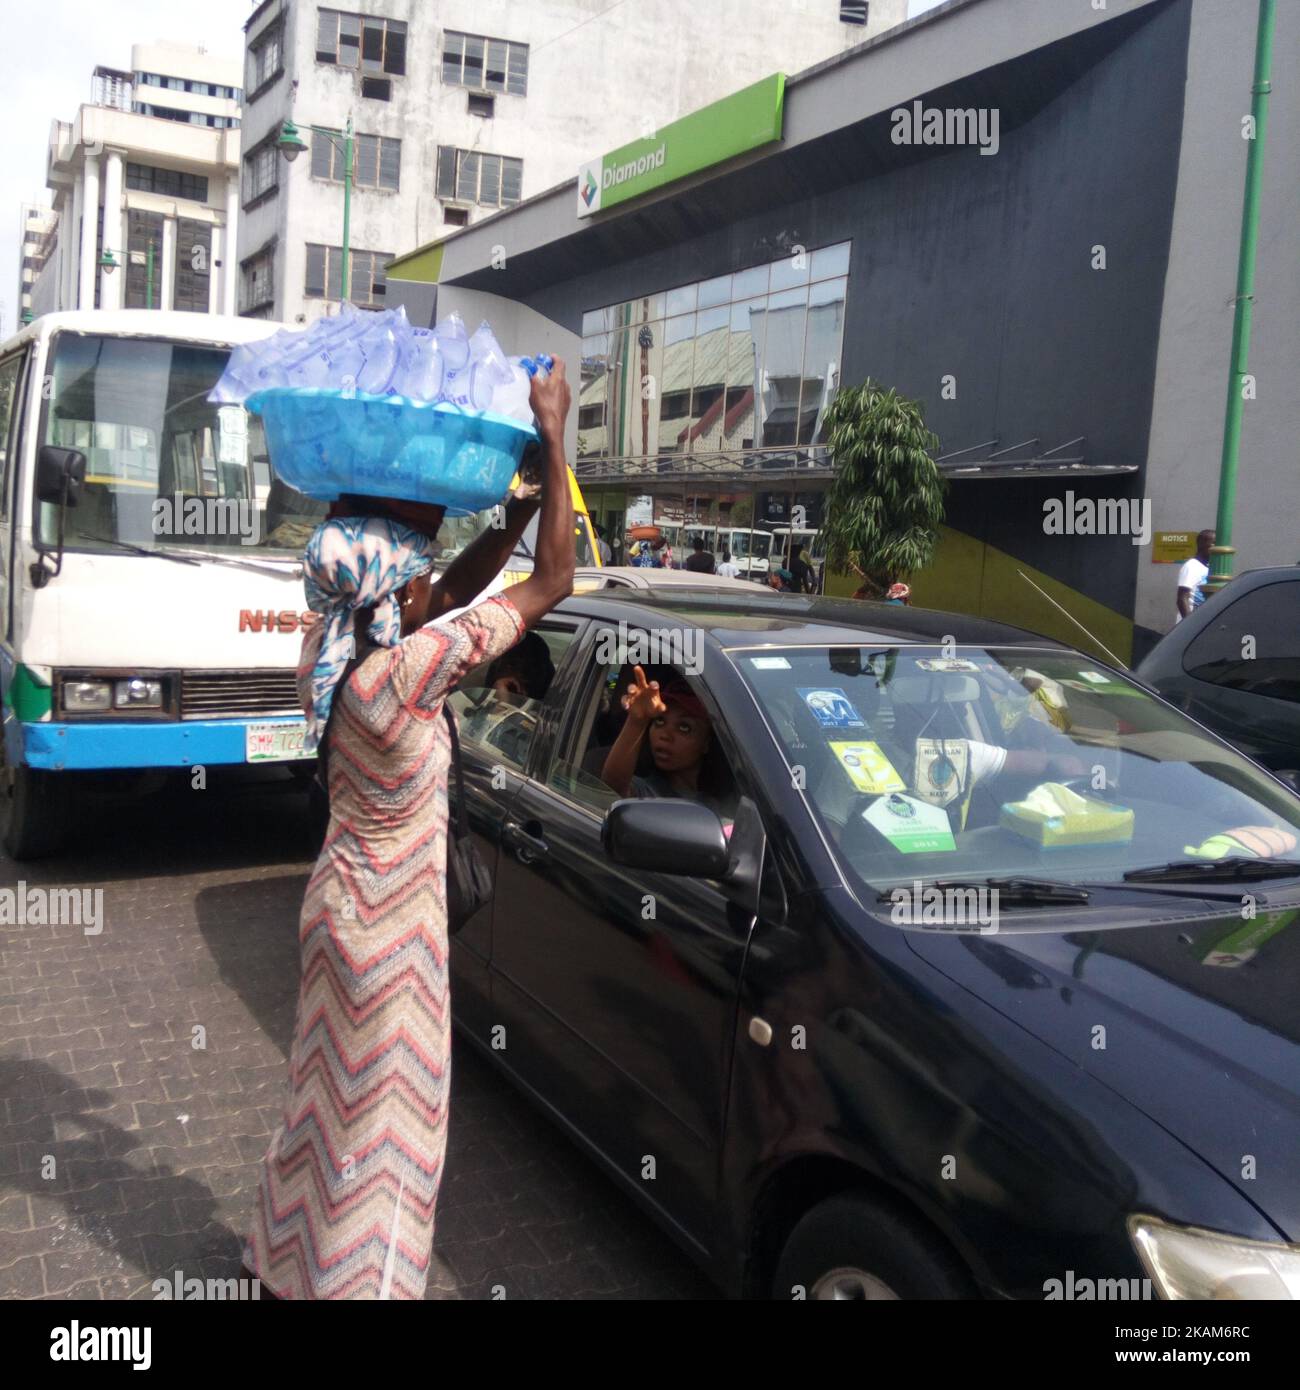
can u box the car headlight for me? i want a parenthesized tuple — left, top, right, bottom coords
(1130, 1215, 1300, 1299)
(64, 679, 112, 712)
(115, 678, 163, 709)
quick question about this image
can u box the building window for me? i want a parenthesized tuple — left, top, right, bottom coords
(247, 24, 283, 95)
(436, 147, 522, 208)
(316, 9, 406, 75)
(840, 1, 869, 23)
(360, 77, 391, 102)
(174, 219, 212, 313)
(126, 162, 210, 203)
(304, 244, 392, 308)
(467, 93, 494, 119)
(243, 142, 279, 205)
(311, 130, 400, 190)
(241, 246, 275, 313)
(442, 31, 528, 95)
(578, 240, 852, 462)
(124, 209, 164, 310)
(443, 206, 468, 227)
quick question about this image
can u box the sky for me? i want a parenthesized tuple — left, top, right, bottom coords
(1, 0, 949, 340)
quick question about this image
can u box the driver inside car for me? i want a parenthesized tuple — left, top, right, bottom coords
(600, 665, 740, 823)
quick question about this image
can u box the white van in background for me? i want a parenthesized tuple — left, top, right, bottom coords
(0, 310, 328, 858)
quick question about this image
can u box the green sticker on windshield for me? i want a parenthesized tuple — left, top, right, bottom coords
(863, 793, 956, 854)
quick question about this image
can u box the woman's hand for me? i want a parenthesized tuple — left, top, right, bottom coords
(622, 665, 666, 724)
(530, 359, 571, 445)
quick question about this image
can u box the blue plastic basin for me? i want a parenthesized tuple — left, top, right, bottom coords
(246, 388, 538, 515)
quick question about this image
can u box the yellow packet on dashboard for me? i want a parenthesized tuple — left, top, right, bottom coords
(830, 741, 906, 795)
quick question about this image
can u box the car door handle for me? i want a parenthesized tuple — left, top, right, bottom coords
(503, 820, 550, 864)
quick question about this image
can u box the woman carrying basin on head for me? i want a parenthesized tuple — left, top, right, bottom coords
(240, 363, 575, 1301)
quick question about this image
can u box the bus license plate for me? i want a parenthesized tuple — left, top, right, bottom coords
(246, 721, 313, 762)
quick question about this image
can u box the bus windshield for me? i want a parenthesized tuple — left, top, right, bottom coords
(730, 531, 772, 560)
(39, 333, 326, 556)
(434, 506, 595, 569)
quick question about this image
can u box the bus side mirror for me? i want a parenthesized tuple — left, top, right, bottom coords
(36, 446, 86, 506)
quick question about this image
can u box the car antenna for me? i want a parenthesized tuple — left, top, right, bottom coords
(1015, 571, 1125, 667)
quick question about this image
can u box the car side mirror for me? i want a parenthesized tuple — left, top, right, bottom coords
(602, 798, 730, 879)
(36, 445, 86, 506)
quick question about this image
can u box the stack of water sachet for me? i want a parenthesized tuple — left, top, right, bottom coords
(208, 305, 556, 514)
(209, 303, 552, 426)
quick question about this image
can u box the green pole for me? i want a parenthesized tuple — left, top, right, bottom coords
(1206, 0, 1275, 596)
(146, 240, 154, 310)
(341, 114, 353, 304)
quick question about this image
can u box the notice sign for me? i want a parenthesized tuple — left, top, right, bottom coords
(1152, 532, 1198, 564)
(577, 73, 785, 217)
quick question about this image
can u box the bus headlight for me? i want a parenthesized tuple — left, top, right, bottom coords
(63, 680, 112, 712)
(115, 678, 163, 709)
(1129, 1215, 1300, 1299)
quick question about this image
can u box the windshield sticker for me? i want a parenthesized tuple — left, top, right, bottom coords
(912, 738, 971, 809)
(915, 658, 980, 673)
(829, 741, 906, 795)
(1076, 670, 1109, 684)
(798, 687, 865, 729)
(750, 657, 792, 670)
(1198, 909, 1297, 968)
(863, 793, 956, 854)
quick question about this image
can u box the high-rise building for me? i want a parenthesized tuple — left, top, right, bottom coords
(236, 0, 907, 324)
(16, 204, 56, 324)
(31, 42, 244, 318)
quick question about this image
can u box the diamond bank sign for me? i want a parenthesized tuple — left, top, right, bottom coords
(576, 73, 785, 219)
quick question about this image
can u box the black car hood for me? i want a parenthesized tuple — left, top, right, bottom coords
(904, 898, 1300, 1241)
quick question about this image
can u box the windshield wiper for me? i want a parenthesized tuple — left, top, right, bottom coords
(877, 877, 1091, 907)
(74, 535, 201, 565)
(1123, 856, 1300, 885)
(159, 548, 303, 577)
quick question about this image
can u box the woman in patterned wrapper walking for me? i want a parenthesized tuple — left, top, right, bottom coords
(240, 363, 574, 1299)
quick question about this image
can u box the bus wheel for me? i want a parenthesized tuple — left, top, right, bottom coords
(0, 757, 70, 861)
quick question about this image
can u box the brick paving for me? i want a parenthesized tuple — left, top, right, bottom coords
(0, 768, 715, 1300)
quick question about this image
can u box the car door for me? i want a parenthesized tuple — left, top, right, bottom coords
(488, 619, 758, 1249)
(447, 615, 588, 1046)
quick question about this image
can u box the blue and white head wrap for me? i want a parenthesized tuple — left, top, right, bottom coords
(302, 515, 436, 751)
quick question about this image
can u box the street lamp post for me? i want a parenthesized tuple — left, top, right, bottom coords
(277, 114, 354, 305)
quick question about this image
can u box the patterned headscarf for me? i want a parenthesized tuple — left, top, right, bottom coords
(301, 515, 436, 751)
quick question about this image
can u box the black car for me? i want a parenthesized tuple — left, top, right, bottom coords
(445, 589, 1300, 1300)
(1136, 566, 1300, 783)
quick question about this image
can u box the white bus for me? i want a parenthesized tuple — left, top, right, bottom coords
(0, 310, 331, 858)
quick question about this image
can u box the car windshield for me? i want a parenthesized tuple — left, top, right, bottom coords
(732, 644, 1300, 901)
(729, 531, 772, 560)
(40, 333, 326, 556)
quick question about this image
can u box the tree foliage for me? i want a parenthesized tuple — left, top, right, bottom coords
(819, 379, 946, 593)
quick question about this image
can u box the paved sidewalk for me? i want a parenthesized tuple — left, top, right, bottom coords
(0, 770, 715, 1300)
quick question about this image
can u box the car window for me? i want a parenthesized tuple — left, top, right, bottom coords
(731, 644, 1300, 898)
(449, 622, 578, 774)
(549, 634, 740, 824)
(1183, 580, 1300, 704)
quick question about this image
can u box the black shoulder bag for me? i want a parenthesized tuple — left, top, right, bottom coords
(315, 608, 490, 936)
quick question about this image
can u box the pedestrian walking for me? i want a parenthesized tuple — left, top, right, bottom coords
(716, 549, 740, 579)
(1176, 529, 1215, 623)
(240, 363, 575, 1300)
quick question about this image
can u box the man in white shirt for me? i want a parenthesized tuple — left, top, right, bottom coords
(1176, 529, 1215, 623)
(715, 549, 740, 579)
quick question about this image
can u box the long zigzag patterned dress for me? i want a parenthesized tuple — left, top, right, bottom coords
(244, 593, 526, 1299)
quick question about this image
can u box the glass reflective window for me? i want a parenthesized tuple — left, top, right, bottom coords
(665, 284, 696, 316)
(811, 241, 851, 281)
(698, 274, 731, 309)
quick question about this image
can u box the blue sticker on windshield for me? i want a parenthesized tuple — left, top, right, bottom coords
(797, 687, 865, 729)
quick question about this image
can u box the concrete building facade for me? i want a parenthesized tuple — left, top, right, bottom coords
(31, 44, 244, 319)
(16, 204, 56, 324)
(235, 0, 906, 325)
(383, 0, 1299, 664)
